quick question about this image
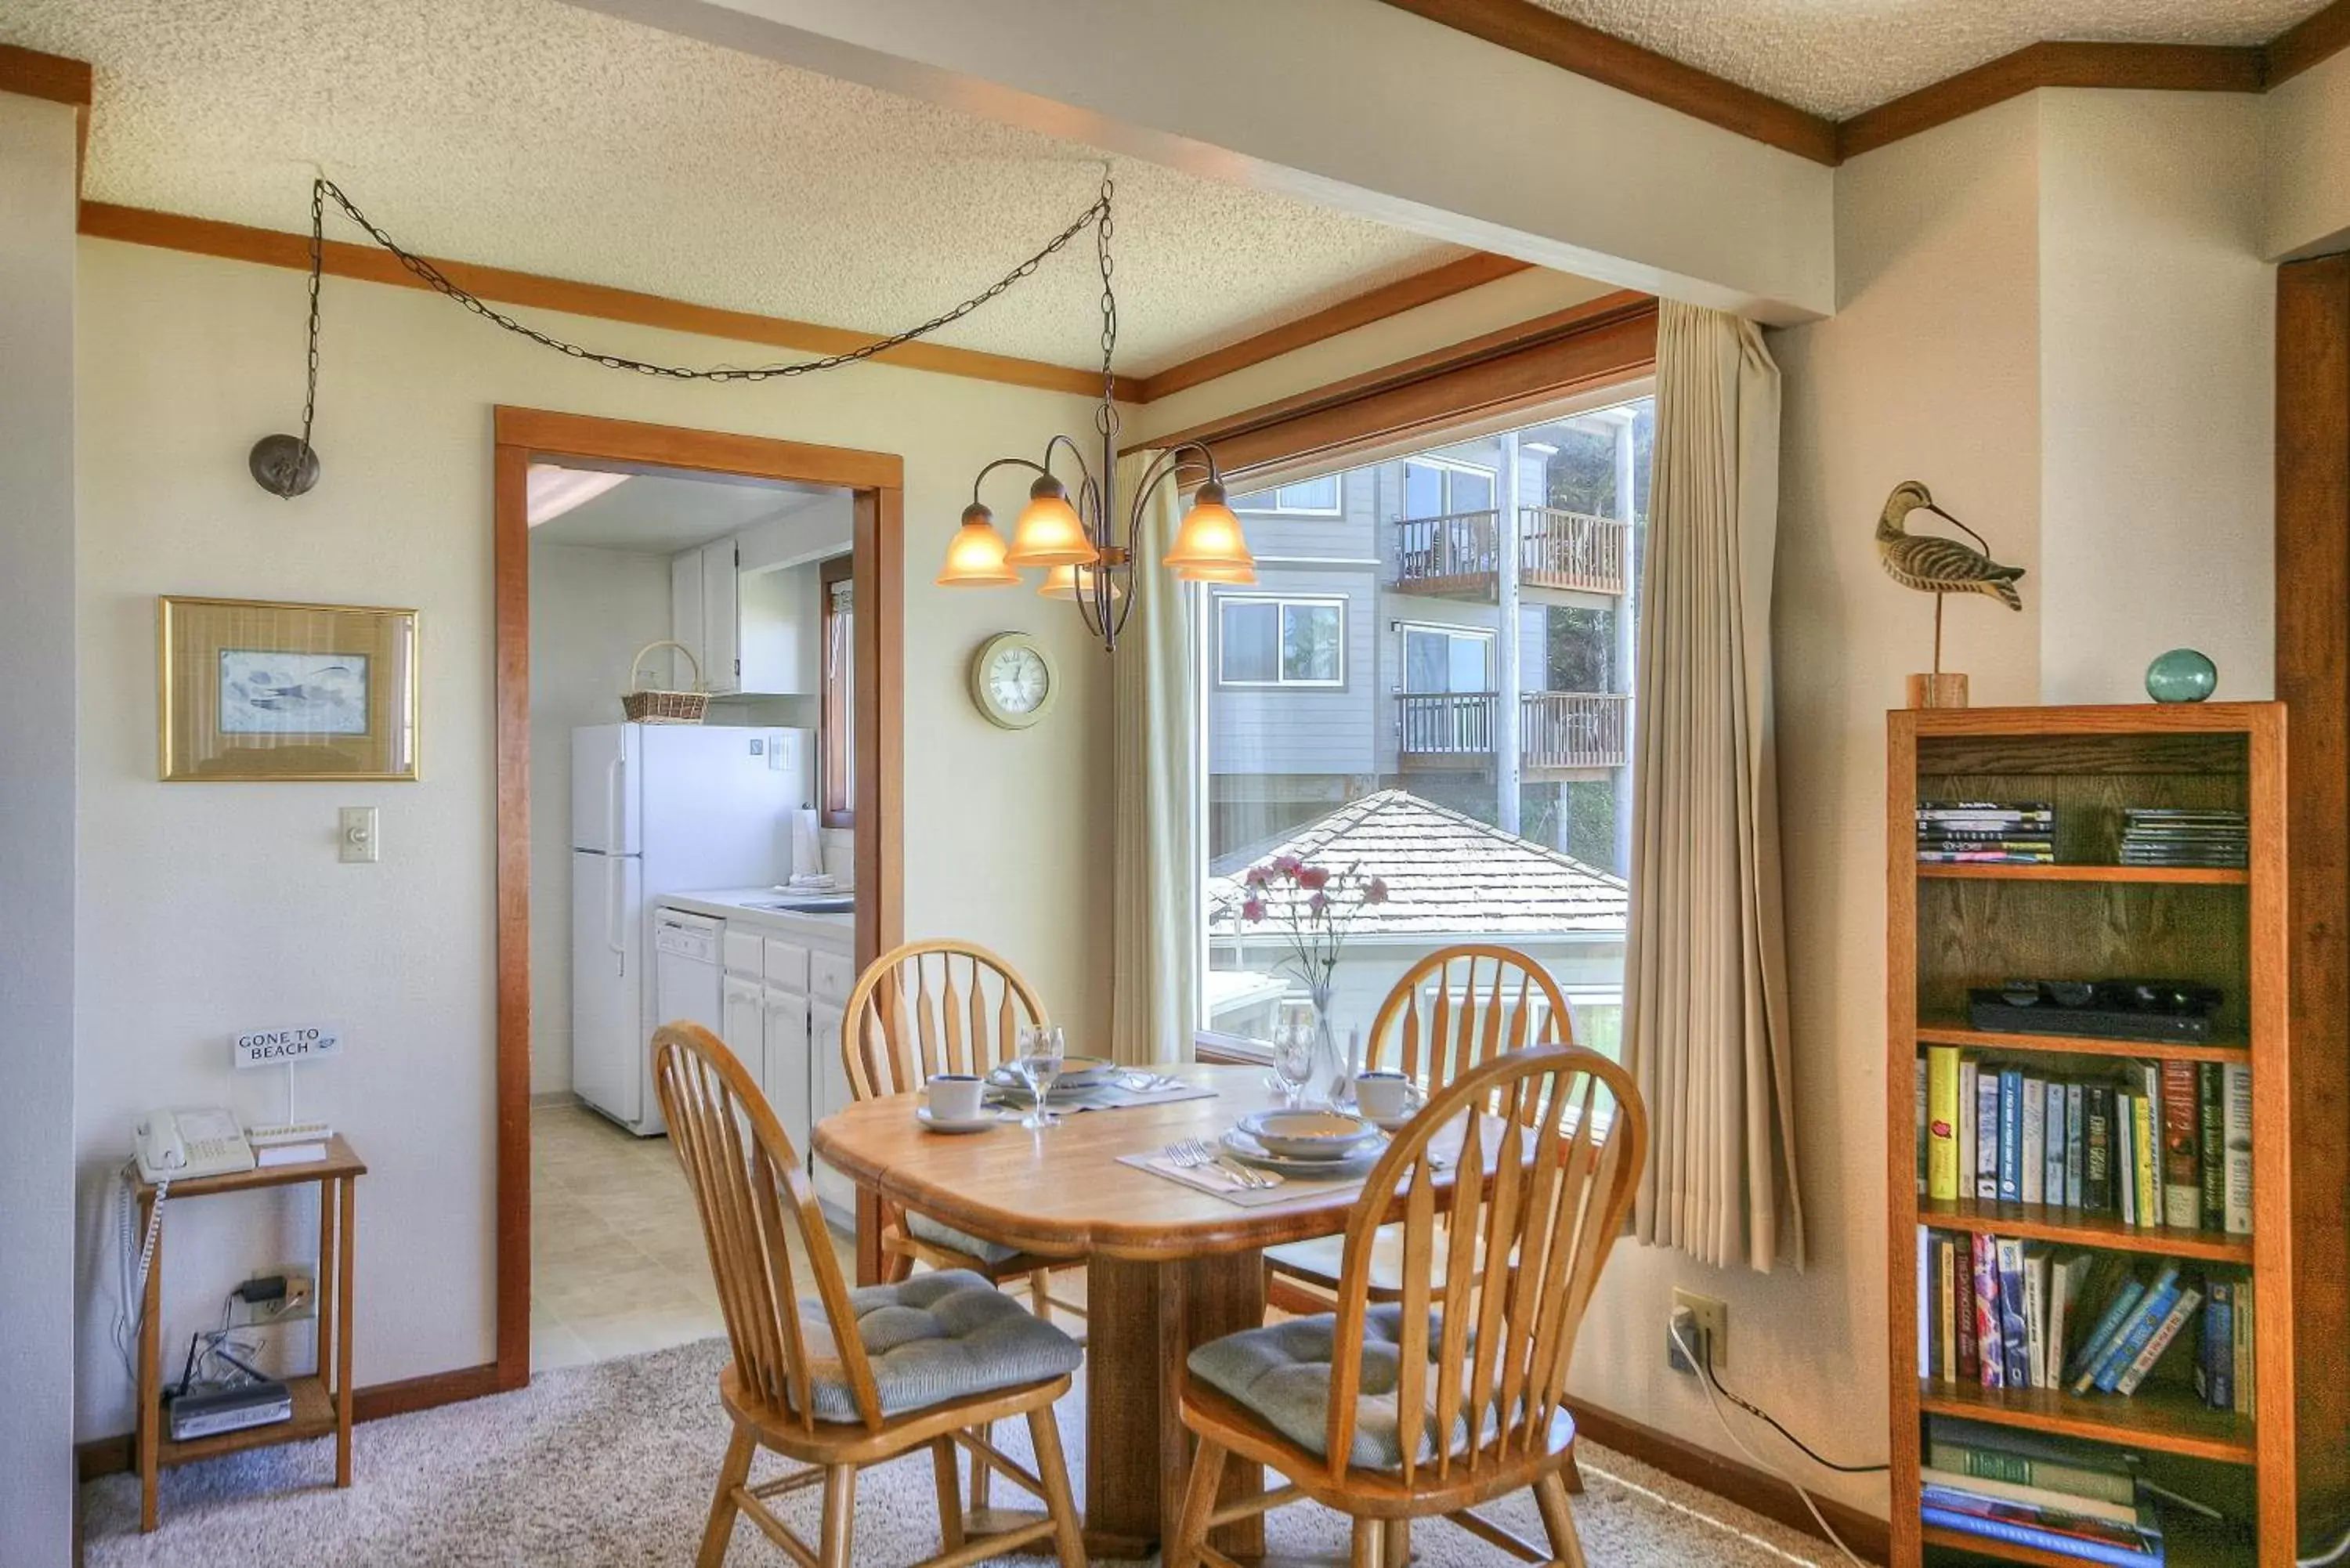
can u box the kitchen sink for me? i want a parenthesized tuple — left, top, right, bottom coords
(744, 897, 855, 914)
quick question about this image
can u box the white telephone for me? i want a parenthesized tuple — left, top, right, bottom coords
(133, 1107, 256, 1184)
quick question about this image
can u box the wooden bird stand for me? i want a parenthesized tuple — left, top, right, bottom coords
(1906, 592, 1970, 709)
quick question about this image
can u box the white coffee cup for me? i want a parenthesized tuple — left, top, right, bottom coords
(1354, 1071, 1419, 1122)
(928, 1073, 985, 1122)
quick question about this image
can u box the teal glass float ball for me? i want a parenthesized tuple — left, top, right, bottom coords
(2145, 648, 2218, 703)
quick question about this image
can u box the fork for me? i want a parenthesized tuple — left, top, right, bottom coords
(1187, 1136, 1278, 1190)
(1166, 1138, 1275, 1190)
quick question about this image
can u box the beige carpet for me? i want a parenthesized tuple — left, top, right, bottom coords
(82, 1338, 1835, 1566)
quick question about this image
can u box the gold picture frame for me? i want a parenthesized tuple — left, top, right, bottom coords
(158, 596, 420, 782)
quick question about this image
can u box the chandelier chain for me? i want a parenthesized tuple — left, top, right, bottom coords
(293, 176, 1112, 390)
(1095, 170, 1119, 439)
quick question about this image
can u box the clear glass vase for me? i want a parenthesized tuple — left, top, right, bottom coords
(1306, 981, 1350, 1109)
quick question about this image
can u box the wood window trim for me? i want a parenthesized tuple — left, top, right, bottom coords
(1139, 290, 1658, 486)
(819, 551, 855, 829)
(489, 406, 904, 1400)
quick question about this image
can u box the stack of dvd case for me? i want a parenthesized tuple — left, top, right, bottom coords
(2118, 809, 2247, 869)
(1918, 801, 2055, 865)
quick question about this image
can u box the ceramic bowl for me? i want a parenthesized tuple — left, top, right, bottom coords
(1236, 1109, 1381, 1161)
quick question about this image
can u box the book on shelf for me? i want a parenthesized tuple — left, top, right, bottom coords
(2080, 1265, 2182, 1395)
(1918, 1049, 2247, 1234)
(1925, 1415, 2140, 1508)
(2113, 1285, 2203, 1396)
(1921, 1486, 2166, 1568)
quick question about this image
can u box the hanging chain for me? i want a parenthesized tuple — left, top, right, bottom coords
(1094, 170, 1119, 439)
(298, 176, 1111, 385)
(297, 179, 325, 464)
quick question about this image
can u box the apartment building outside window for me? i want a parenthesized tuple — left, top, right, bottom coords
(1198, 393, 1653, 1063)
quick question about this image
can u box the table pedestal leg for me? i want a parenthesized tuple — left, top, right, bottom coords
(1084, 1250, 1266, 1559)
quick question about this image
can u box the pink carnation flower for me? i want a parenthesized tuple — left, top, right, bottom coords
(1241, 896, 1266, 923)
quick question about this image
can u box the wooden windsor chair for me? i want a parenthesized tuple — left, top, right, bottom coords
(840, 940, 1086, 1324)
(1265, 944, 1572, 1306)
(652, 1022, 1087, 1568)
(1171, 1042, 1647, 1568)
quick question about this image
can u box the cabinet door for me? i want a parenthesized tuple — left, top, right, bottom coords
(763, 988, 813, 1162)
(808, 1000, 853, 1215)
(670, 551, 704, 692)
(701, 539, 740, 695)
(721, 974, 766, 1100)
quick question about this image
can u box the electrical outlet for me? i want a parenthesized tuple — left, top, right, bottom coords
(1667, 1287, 1728, 1375)
(230, 1264, 318, 1327)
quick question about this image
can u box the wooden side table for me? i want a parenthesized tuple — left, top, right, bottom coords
(132, 1134, 366, 1532)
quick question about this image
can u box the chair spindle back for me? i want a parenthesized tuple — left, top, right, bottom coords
(1324, 1042, 1647, 1487)
(842, 940, 1047, 1100)
(1369, 945, 1574, 1102)
(653, 1021, 883, 1433)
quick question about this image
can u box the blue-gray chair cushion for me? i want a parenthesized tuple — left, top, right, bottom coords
(906, 1209, 1023, 1267)
(797, 1270, 1083, 1422)
(1188, 1305, 1487, 1470)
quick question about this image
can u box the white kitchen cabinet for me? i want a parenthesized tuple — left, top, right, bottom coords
(721, 974, 765, 1099)
(762, 987, 812, 1162)
(808, 999, 852, 1216)
(670, 538, 741, 695)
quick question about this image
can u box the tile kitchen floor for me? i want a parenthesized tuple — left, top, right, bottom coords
(530, 1101, 855, 1372)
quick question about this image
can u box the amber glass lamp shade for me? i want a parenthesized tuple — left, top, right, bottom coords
(935, 504, 1020, 587)
(1038, 563, 1125, 601)
(1003, 477, 1098, 569)
(1162, 483, 1255, 583)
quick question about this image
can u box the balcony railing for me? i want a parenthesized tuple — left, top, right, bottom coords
(1395, 691, 1629, 772)
(1393, 507, 1629, 598)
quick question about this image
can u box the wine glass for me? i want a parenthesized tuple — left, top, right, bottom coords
(1014, 1024, 1066, 1129)
(1271, 1001, 1318, 1107)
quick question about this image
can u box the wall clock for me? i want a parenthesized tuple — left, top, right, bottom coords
(970, 632, 1057, 730)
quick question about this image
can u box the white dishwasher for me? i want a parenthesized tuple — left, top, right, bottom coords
(649, 908, 725, 1135)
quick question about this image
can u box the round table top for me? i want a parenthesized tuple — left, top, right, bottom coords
(814, 1064, 1399, 1261)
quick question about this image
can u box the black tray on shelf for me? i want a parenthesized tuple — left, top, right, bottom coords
(1966, 981, 2221, 1044)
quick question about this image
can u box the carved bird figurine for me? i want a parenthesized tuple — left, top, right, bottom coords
(1876, 481, 2025, 610)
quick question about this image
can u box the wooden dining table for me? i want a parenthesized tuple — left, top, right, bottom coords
(813, 1063, 1396, 1559)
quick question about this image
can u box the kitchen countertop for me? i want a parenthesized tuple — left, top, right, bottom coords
(658, 887, 854, 941)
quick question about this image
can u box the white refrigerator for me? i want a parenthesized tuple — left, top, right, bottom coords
(571, 724, 810, 1134)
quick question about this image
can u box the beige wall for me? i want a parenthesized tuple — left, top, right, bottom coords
(2039, 92, 2274, 704)
(0, 89, 82, 1567)
(2265, 47, 2350, 259)
(71, 237, 1112, 1437)
(526, 540, 674, 1098)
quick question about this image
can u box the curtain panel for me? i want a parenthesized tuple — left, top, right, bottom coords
(1108, 449, 1201, 1064)
(1623, 302, 1806, 1272)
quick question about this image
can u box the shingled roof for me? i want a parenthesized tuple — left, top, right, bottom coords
(1207, 789, 1628, 939)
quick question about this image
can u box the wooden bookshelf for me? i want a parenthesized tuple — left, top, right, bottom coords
(1885, 704, 2343, 1568)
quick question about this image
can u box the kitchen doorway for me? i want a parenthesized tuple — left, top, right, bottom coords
(490, 407, 904, 1392)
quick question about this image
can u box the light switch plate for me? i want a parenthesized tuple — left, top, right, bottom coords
(338, 805, 379, 864)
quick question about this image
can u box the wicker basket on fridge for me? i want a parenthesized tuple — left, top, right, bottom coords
(621, 640, 709, 724)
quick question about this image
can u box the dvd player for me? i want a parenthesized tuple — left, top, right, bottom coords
(167, 1378, 294, 1442)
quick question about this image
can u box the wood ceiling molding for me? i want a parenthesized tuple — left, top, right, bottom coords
(76, 201, 1108, 399)
(1133, 251, 1534, 402)
(2269, 0, 2350, 86)
(0, 42, 92, 107)
(1374, 0, 1839, 164)
(1838, 40, 2266, 161)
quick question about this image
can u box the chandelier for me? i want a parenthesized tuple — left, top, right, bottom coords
(935, 175, 1256, 648)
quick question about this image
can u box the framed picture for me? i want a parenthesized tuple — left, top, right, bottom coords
(158, 597, 420, 781)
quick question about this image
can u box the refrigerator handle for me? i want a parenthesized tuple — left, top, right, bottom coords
(608, 857, 627, 972)
(607, 755, 626, 854)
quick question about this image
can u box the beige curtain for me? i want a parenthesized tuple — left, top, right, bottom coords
(1108, 448, 1200, 1064)
(1624, 301, 1805, 1272)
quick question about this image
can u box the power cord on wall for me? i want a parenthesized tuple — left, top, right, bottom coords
(1697, 1331, 1888, 1476)
(110, 1162, 168, 1383)
(1668, 1315, 1871, 1568)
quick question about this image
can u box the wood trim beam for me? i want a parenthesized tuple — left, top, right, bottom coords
(1838, 40, 2265, 161)
(1132, 252, 1533, 403)
(2269, 0, 2350, 88)
(77, 201, 1106, 399)
(0, 43, 92, 107)
(1371, 0, 1838, 164)
(1143, 289, 1656, 476)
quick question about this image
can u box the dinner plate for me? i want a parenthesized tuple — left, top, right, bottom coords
(1220, 1127, 1387, 1178)
(986, 1056, 1116, 1094)
(1237, 1108, 1383, 1160)
(916, 1107, 1000, 1134)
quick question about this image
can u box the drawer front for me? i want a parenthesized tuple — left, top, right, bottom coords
(762, 938, 812, 993)
(722, 929, 765, 979)
(808, 948, 855, 1004)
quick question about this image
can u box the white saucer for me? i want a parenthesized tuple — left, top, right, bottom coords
(916, 1107, 999, 1134)
(1365, 1111, 1416, 1134)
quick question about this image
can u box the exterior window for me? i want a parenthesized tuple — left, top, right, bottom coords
(819, 555, 853, 827)
(1231, 475, 1342, 515)
(1198, 394, 1653, 1064)
(1401, 459, 1495, 517)
(1402, 625, 1493, 694)
(1217, 596, 1344, 688)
